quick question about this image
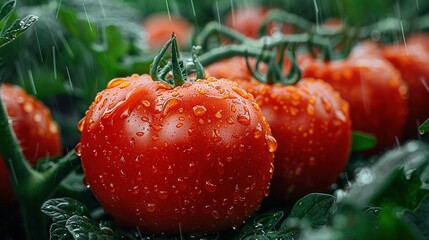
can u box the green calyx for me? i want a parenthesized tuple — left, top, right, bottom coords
(150, 34, 205, 87)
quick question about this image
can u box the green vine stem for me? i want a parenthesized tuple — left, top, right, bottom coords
(258, 9, 336, 36)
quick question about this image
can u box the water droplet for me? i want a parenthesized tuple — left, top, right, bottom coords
(75, 143, 82, 156)
(215, 110, 223, 119)
(172, 91, 179, 97)
(232, 87, 248, 99)
(145, 203, 156, 212)
(142, 100, 151, 107)
(265, 134, 277, 153)
(152, 123, 163, 131)
(226, 117, 234, 124)
(253, 123, 263, 139)
(136, 131, 144, 137)
(188, 162, 197, 174)
(162, 98, 182, 116)
(176, 123, 184, 128)
(212, 210, 220, 219)
(188, 128, 194, 136)
(237, 114, 250, 126)
(22, 102, 33, 113)
(307, 104, 314, 115)
(193, 105, 207, 117)
(227, 206, 235, 215)
(290, 107, 298, 116)
(157, 190, 169, 200)
(131, 186, 140, 194)
(212, 129, 222, 142)
(94, 93, 102, 103)
(107, 78, 128, 89)
(197, 88, 206, 94)
(119, 81, 131, 89)
(217, 160, 225, 175)
(231, 105, 236, 112)
(205, 180, 217, 193)
(82, 177, 90, 188)
(77, 117, 86, 132)
(152, 135, 159, 141)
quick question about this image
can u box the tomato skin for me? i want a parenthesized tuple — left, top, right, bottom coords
(381, 42, 429, 138)
(300, 44, 408, 151)
(237, 78, 352, 200)
(0, 84, 62, 205)
(225, 6, 293, 39)
(206, 58, 352, 200)
(78, 74, 275, 234)
(142, 14, 192, 50)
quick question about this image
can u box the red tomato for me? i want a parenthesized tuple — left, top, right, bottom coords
(382, 42, 429, 138)
(206, 58, 352, 201)
(225, 5, 293, 39)
(300, 42, 409, 151)
(239, 78, 351, 201)
(78, 74, 276, 234)
(142, 14, 192, 50)
(0, 84, 62, 205)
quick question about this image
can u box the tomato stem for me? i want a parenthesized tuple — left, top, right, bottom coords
(171, 34, 186, 87)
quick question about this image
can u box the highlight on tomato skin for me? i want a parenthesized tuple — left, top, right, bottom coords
(299, 43, 409, 152)
(142, 14, 193, 51)
(0, 83, 62, 206)
(77, 74, 276, 234)
(206, 57, 352, 201)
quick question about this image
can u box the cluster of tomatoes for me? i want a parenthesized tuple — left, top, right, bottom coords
(1, 4, 429, 236)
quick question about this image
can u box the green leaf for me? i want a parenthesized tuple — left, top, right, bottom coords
(237, 211, 284, 238)
(419, 119, 429, 133)
(65, 215, 114, 240)
(41, 198, 90, 223)
(0, 15, 38, 48)
(285, 193, 334, 228)
(372, 169, 429, 210)
(0, 0, 15, 23)
(352, 131, 377, 152)
(50, 222, 71, 240)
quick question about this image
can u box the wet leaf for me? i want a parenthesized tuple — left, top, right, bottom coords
(0, 0, 15, 23)
(0, 15, 38, 48)
(401, 195, 429, 239)
(41, 197, 90, 223)
(65, 215, 114, 240)
(419, 119, 429, 133)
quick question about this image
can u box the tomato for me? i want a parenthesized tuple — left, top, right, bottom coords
(225, 5, 293, 39)
(381, 41, 429, 138)
(142, 14, 192, 50)
(206, 58, 352, 201)
(0, 83, 62, 205)
(300, 42, 409, 151)
(77, 74, 276, 234)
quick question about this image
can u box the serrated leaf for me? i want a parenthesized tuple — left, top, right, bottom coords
(41, 198, 90, 223)
(419, 119, 429, 133)
(352, 131, 377, 152)
(0, 0, 15, 23)
(50, 222, 72, 240)
(401, 195, 429, 239)
(65, 215, 114, 240)
(286, 193, 334, 228)
(0, 15, 38, 48)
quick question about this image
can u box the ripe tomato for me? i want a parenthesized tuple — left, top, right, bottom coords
(381, 42, 429, 138)
(300, 43, 408, 151)
(0, 83, 62, 205)
(142, 14, 192, 50)
(225, 5, 293, 39)
(78, 74, 276, 234)
(206, 58, 352, 201)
